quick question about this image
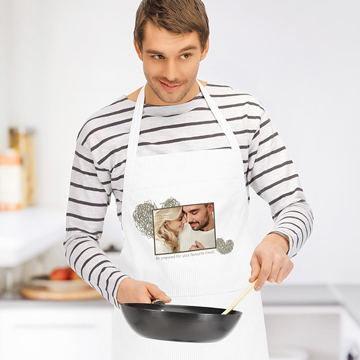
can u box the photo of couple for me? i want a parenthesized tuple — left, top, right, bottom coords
(153, 203, 216, 255)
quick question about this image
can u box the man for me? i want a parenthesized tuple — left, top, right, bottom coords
(179, 203, 216, 251)
(184, 203, 214, 232)
(64, 0, 313, 358)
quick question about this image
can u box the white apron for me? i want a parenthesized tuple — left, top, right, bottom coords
(113, 82, 269, 359)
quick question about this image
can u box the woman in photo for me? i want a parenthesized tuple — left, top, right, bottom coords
(153, 207, 185, 254)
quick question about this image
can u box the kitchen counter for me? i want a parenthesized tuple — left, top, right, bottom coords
(261, 283, 340, 306)
(330, 285, 360, 327)
(261, 284, 360, 327)
(0, 206, 65, 267)
(0, 297, 110, 309)
(1, 284, 359, 323)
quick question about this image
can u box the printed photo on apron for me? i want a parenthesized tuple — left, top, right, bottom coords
(153, 202, 217, 255)
(132, 198, 236, 257)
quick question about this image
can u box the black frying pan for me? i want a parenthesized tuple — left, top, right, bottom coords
(121, 282, 256, 343)
(121, 301, 241, 342)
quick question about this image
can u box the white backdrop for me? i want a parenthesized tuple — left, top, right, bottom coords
(1, 0, 359, 284)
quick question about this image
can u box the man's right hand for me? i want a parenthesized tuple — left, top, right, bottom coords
(116, 277, 171, 305)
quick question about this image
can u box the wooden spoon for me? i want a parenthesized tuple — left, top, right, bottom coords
(221, 281, 257, 315)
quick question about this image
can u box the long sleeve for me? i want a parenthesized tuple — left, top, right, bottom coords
(64, 140, 128, 307)
(246, 107, 314, 258)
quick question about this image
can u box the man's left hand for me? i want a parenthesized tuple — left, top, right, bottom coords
(189, 241, 204, 251)
(249, 233, 294, 291)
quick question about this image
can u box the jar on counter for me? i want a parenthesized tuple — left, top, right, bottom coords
(0, 149, 22, 211)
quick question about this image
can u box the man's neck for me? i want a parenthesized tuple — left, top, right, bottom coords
(200, 218, 215, 232)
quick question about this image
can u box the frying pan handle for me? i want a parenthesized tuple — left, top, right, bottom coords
(152, 300, 165, 305)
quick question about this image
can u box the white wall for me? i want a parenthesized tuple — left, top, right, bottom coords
(0, 0, 9, 151)
(4, 0, 360, 284)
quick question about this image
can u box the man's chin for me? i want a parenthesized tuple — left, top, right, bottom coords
(150, 81, 190, 104)
(159, 92, 187, 104)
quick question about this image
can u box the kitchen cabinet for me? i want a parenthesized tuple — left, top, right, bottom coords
(340, 307, 360, 360)
(0, 301, 113, 360)
(264, 305, 342, 359)
(262, 285, 360, 360)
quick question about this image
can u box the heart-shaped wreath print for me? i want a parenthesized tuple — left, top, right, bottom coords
(132, 197, 180, 238)
(216, 238, 234, 255)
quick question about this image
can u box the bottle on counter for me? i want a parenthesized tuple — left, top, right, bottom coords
(9, 127, 36, 207)
(0, 149, 22, 211)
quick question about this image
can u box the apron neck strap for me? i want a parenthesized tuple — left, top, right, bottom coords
(197, 81, 239, 151)
(127, 85, 145, 160)
(127, 81, 240, 161)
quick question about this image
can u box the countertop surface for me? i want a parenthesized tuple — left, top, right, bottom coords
(1, 284, 359, 325)
(261, 283, 341, 306)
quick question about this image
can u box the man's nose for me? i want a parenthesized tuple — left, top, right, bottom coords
(186, 214, 193, 223)
(164, 59, 177, 82)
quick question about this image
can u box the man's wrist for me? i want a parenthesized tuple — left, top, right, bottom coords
(267, 231, 290, 254)
(116, 276, 131, 304)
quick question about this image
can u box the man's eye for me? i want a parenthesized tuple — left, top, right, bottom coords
(153, 55, 164, 60)
(180, 54, 190, 60)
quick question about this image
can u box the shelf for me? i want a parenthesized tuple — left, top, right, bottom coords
(0, 206, 65, 267)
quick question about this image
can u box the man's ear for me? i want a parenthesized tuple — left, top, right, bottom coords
(134, 39, 143, 61)
(200, 38, 210, 61)
(208, 203, 214, 214)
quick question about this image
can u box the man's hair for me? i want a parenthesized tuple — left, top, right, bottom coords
(134, 0, 209, 51)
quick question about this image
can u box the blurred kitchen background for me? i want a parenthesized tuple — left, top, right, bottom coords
(0, 1, 359, 359)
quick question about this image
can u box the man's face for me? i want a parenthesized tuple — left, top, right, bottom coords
(183, 204, 213, 231)
(134, 22, 209, 106)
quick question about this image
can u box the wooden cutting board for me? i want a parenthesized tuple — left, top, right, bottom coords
(21, 285, 103, 301)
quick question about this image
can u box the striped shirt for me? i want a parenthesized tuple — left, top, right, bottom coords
(64, 83, 314, 307)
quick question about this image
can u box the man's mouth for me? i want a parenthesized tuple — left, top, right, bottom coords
(159, 81, 182, 92)
(189, 222, 198, 228)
